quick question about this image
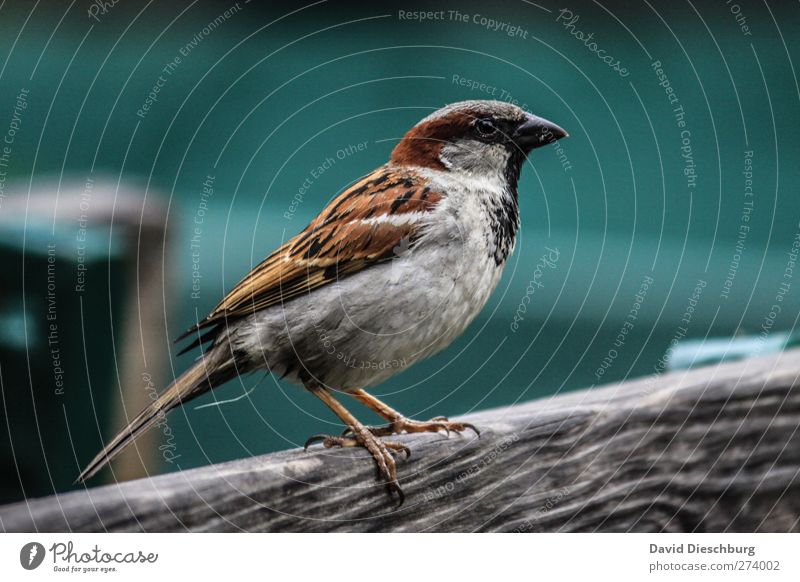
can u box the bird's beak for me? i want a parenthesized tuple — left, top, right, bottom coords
(512, 113, 569, 151)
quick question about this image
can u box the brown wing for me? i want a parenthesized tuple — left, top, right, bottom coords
(176, 166, 443, 352)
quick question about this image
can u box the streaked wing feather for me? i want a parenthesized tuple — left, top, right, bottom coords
(180, 167, 442, 340)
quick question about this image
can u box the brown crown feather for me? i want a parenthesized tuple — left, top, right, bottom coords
(390, 109, 480, 169)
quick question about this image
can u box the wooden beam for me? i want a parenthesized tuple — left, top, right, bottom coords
(2, 348, 800, 532)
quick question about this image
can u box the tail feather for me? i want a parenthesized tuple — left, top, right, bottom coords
(76, 355, 228, 483)
(175, 324, 222, 357)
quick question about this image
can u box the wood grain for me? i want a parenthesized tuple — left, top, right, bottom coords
(2, 348, 800, 532)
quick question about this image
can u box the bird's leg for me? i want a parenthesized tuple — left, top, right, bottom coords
(345, 389, 480, 438)
(303, 383, 409, 502)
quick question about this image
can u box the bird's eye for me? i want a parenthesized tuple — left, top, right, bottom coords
(474, 118, 498, 138)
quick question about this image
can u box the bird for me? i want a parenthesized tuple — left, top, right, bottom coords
(77, 100, 568, 502)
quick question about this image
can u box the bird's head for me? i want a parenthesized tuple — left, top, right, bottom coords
(390, 100, 568, 186)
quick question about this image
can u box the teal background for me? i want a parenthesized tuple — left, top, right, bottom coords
(0, 0, 798, 502)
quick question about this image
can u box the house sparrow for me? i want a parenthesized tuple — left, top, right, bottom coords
(77, 100, 567, 502)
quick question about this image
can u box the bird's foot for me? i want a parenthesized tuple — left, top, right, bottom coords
(304, 425, 410, 504)
(344, 415, 480, 438)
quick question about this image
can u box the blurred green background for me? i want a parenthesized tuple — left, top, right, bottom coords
(0, 0, 798, 503)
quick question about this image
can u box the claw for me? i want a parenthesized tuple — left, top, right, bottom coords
(385, 442, 411, 459)
(304, 426, 409, 503)
(304, 434, 329, 450)
(387, 480, 405, 506)
(462, 423, 480, 437)
(304, 415, 476, 505)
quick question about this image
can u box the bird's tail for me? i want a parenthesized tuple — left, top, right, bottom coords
(76, 350, 234, 483)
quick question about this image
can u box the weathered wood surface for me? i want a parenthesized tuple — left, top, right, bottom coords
(2, 348, 800, 532)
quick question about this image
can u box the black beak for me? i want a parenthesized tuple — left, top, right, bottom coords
(512, 114, 568, 151)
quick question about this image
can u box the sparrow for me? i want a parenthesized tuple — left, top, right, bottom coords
(77, 100, 568, 502)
